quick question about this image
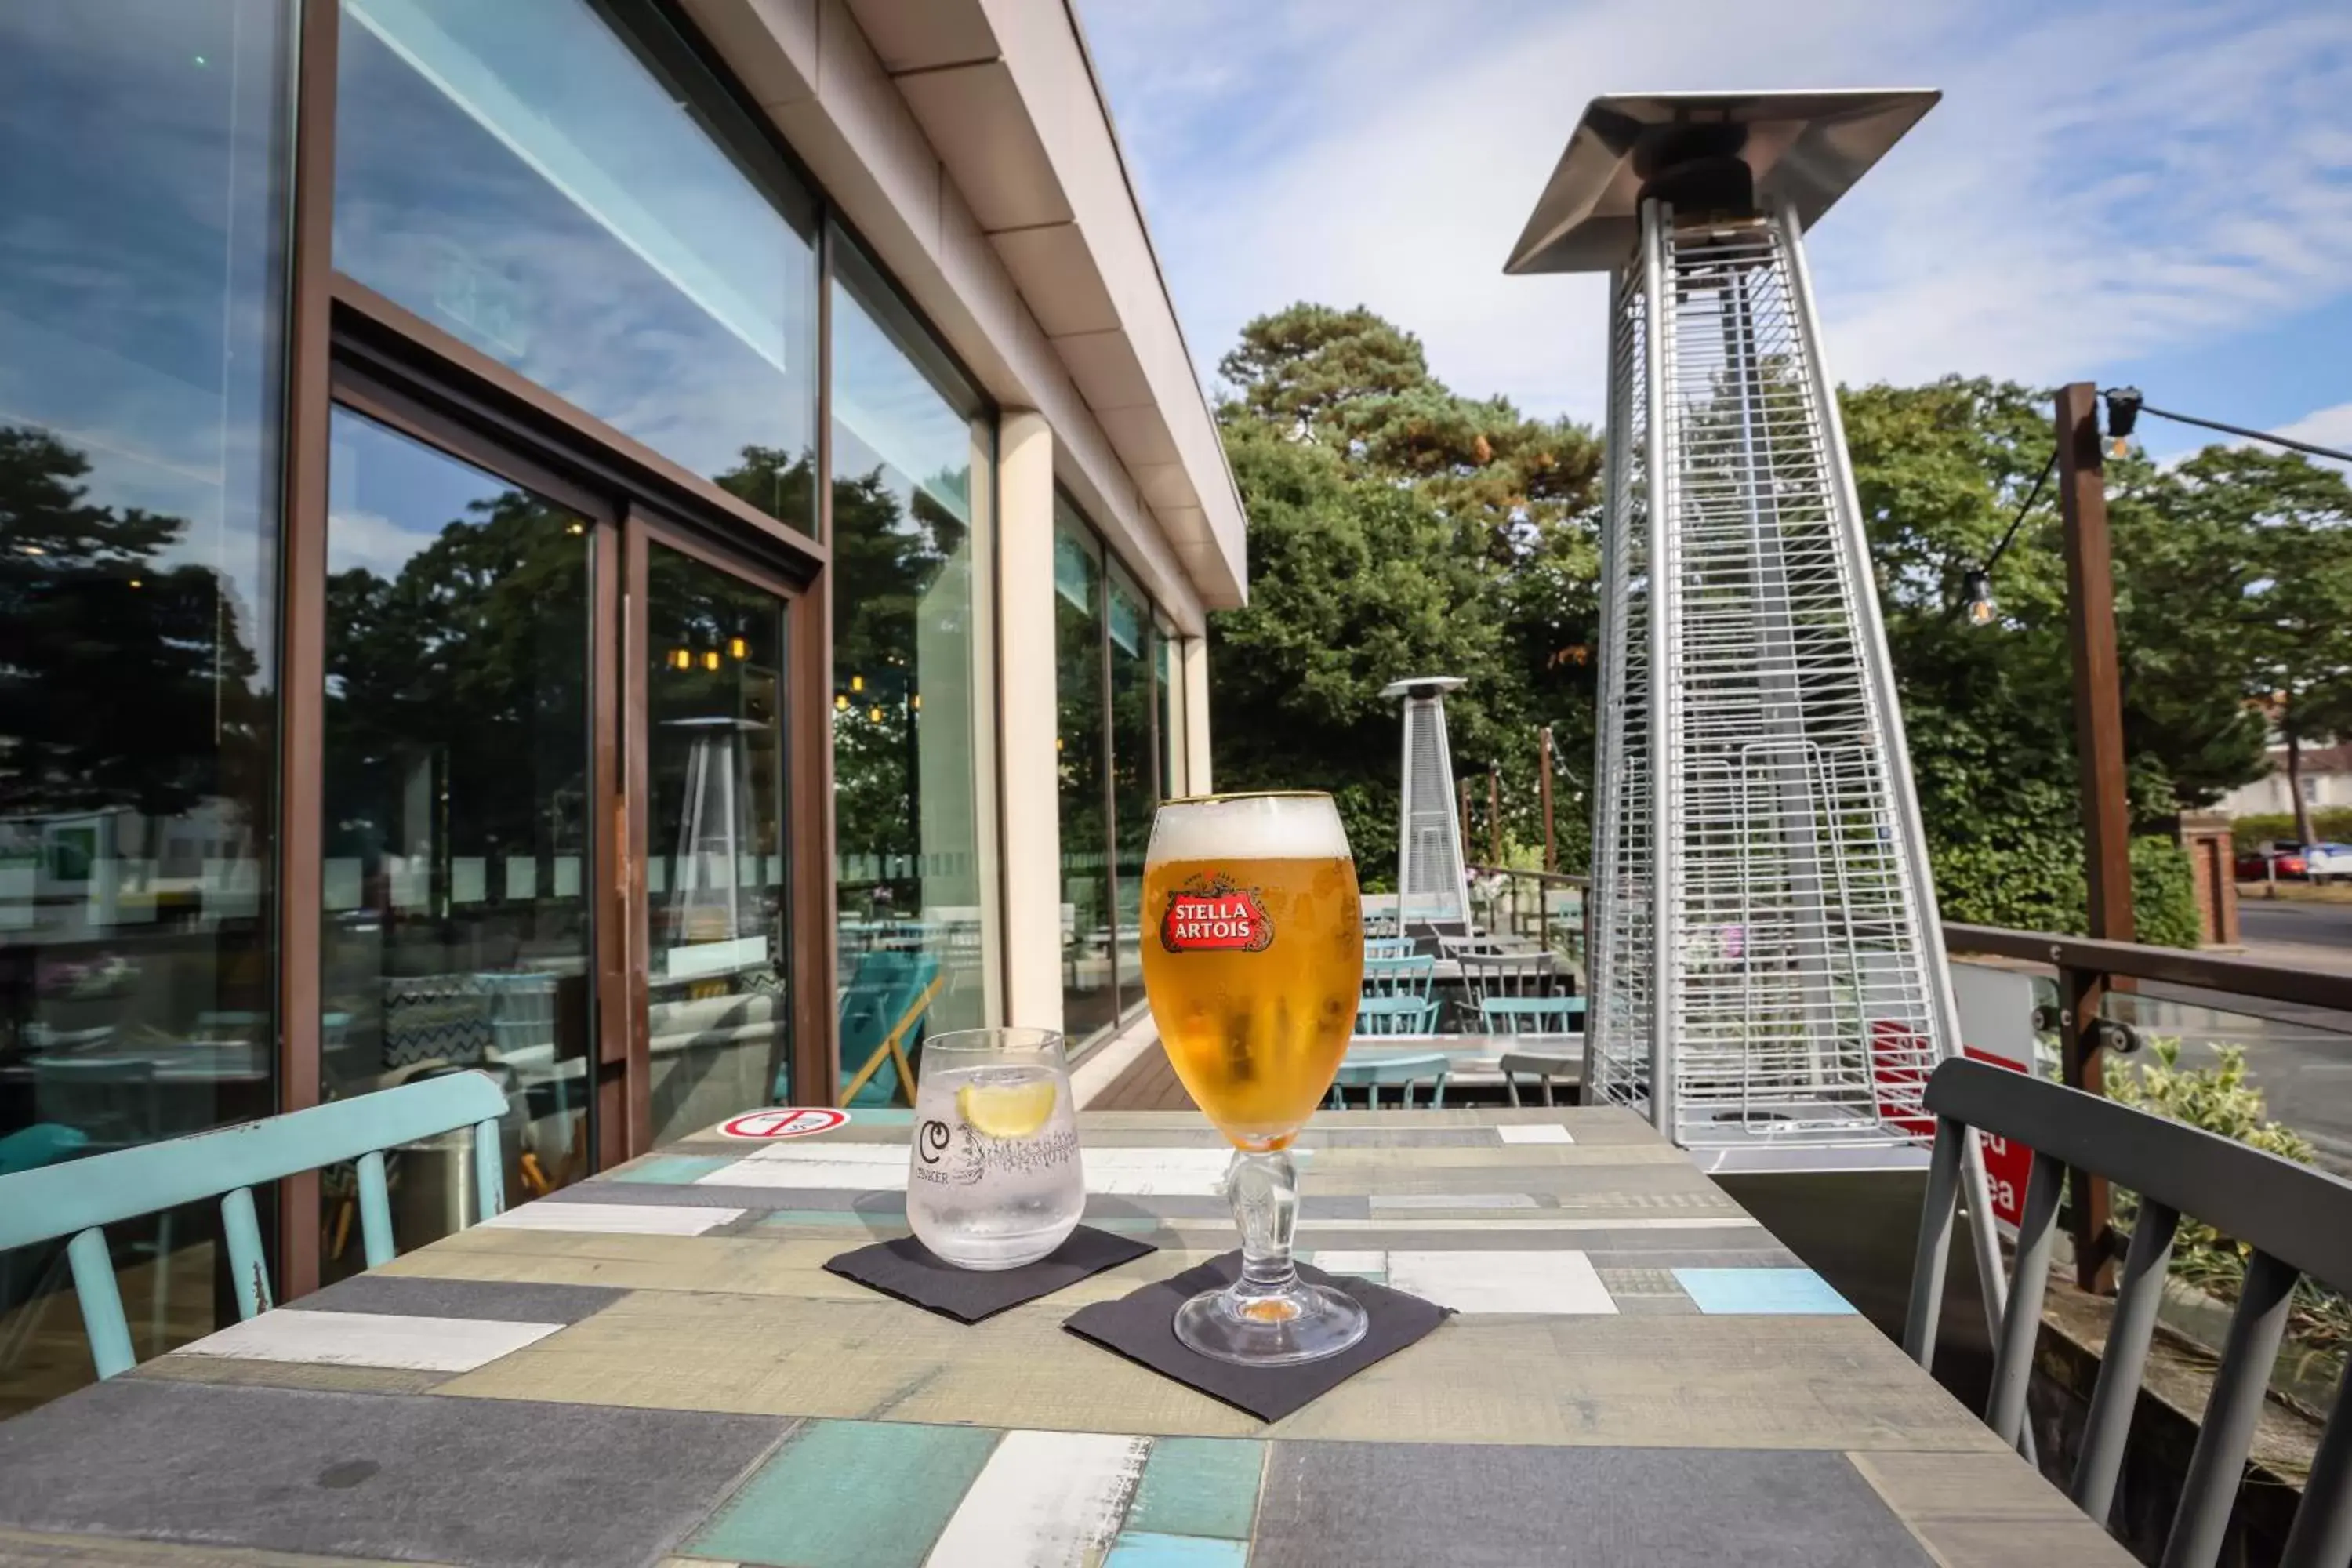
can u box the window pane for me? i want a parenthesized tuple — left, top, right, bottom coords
(1054, 507, 1116, 1040)
(645, 545, 790, 1143)
(1108, 565, 1154, 1000)
(830, 242, 994, 1068)
(0, 0, 290, 1413)
(320, 408, 592, 1269)
(333, 0, 818, 531)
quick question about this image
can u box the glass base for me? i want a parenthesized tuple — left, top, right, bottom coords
(1174, 1279, 1369, 1367)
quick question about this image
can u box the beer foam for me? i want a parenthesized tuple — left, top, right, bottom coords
(1146, 793, 1352, 865)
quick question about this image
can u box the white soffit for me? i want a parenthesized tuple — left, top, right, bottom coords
(846, 0, 1245, 608)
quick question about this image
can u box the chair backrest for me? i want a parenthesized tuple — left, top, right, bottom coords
(1364, 937, 1418, 960)
(34, 1058, 162, 1152)
(1355, 994, 1438, 1036)
(0, 1070, 510, 1380)
(1362, 953, 1436, 1000)
(1479, 996, 1584, 1036)
(1332, 1051, 1450, 1110)
(1907, 1056, 2352, 1568)
(1461, 952, 1557, 1004)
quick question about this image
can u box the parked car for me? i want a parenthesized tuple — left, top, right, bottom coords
(2237, 841, 2309, 880)
(2306, 842, 2352, 884)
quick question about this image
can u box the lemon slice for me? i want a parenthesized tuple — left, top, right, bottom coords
(957, 1079, 1058, 1138)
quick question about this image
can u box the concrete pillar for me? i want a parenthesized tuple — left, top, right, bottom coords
(997, 412, 1063, 1033)
(1181, 636, 1211, 794)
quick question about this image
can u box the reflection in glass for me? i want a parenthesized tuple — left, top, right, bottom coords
(320, 409, 591, 1276)
(645, 546, 789, 1146)
(1109, 565, 1156, 1000)
(829, 241, 995, 1090)
(0, 0, 290, 1414)
(1055, 510, 1116, 1040)
(1158, 626, 1186, 800)
(332, 0, 818, 531)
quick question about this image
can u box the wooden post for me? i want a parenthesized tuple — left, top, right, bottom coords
(1539, 727, 1556, 874)
(2056, 381, 2132, 1293)
(1488, 764, 1502, 866)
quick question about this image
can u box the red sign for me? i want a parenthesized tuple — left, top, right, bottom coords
(1160, 884, 1272, 953)
(1963, 1046, 2034, 1232)
(1867, 1018, 1936, 1139)
(718, 1106, 849, 1140)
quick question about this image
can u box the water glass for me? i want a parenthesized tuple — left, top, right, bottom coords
(906, 1027, 1083, 1270)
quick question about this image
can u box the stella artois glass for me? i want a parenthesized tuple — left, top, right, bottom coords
(1140, 791, 1369, 1365)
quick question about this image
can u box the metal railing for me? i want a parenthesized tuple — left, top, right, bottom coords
(1944, 923, 2352, 1293)
(1465, 865, 1589, 971)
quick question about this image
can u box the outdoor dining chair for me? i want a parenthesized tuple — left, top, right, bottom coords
(1355, 994, 1439, 1036)
(1362, 953, 1436, 1000)
(1459, 950, 1559, 1006)
(0, 1070, 510, 1380)
(1330, 1051, 1450, 1110)
(1906, 1055, 2352, 1568)
(1480, 996, 1586, 1107)
(1364, 936, 1419, 960)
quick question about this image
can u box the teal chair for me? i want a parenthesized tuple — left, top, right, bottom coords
(1330, 1051, 1450, 1109)
(832, 950, 943, 1107)
(0, 1071, 509, 1379)
(1364, 937, 1418, 960)
(1356, 994, 1439, 1036)
(1362, 954, 1436, 1000)
(1479, 996, 1586, 1035)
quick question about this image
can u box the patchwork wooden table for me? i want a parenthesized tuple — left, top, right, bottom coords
(0, 1106, 2132, 1568)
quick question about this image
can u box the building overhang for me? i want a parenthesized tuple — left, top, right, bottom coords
(677, 0, 1246, 620)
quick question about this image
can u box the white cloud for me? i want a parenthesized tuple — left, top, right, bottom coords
(1083, 0, 2352, 426)
(2276, 401, 2352, 470)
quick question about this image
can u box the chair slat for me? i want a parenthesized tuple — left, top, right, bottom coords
(2278, 1359, 2352, 1568)
(2162, 1250, 2300, 1568)
(1987, 1152, 2067, 1447)
(220, 1185, 271, 1319)
(1902, 1119, 1964, 1370)
(65, 1228, 135, 1380)
(2072, 1200, 2180, 1521)
(356, 1150, 395, 1269)
(473, 1117, 506, 1220)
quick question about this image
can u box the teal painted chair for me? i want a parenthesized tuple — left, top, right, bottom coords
(1356, 994, 1439, 1036)
(1330, 1051, 1450, 1110)
(832, 950, 943, 1108)
(1364, 937, 1418, 960)
(0, 1070, 509, 1380)
(1479, 996, 1586, 1035)
(1362, 953, 1436, 1000)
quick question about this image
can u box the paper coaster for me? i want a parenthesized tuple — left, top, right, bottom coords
(823, 1225, 1156, 1324)
(1062, 1250, 1453, 1421)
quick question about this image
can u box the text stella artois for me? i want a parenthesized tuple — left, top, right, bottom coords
(1160, 880, 1272, 953)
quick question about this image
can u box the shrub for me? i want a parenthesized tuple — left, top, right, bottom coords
(1932, 832, 2204, 949)
(2230, 809, 2352, 851)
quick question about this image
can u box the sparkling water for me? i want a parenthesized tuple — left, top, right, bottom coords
(906, 1062, 1083, 1269)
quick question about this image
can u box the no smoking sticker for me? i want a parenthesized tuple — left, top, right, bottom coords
(718, 1107, 849, 1140)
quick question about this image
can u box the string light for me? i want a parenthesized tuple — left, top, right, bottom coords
(834, 693, 849, 711)
(728, 637, 747, 659)
(702, 650, 720, 671)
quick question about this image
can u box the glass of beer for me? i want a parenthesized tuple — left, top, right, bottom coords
(1140, 791, 1368, 1365)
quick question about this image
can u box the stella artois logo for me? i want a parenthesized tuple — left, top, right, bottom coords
(1160, 873, 1273, 953)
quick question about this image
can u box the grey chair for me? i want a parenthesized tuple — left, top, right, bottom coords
(1906, 1056, 2352, 1568)
(1459, 950, 1558, 1006)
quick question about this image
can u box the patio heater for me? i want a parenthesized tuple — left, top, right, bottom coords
(1504, 92, 1975, 1169)
(1381, 676, 1472, 935)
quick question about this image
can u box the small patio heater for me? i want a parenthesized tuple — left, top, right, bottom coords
(1381, 676, 1472, 935)
(1504, 92, 1970, 1166)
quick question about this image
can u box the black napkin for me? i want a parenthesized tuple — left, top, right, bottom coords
(823, 1225, 1156, 1324)
(1062, 1251, 1453, 1422)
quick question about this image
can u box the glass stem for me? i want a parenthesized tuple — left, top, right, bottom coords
(1226, 1148, 1300, 1296)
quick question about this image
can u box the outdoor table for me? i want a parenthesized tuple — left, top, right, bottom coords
(0, 1106, 2132, 1567)
(1341, 1030, 1581, 1096)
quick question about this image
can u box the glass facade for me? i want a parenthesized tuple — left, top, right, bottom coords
(0, 0, 293, 1412)
(1157, 621, 1187, 800)
(1054, 499, 1183, 1040)
(829, 238, 996, 1072)
(332, 0, 820, 531)
(1054, 514, 1114, 1040)
(644, 546, 791, 1145)
(318, 408, 593, 1270)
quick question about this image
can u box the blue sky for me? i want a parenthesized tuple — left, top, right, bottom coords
(1076, 0, 2352, 464)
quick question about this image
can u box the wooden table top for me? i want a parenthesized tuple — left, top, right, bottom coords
(0, 1106, 2132, 1568)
